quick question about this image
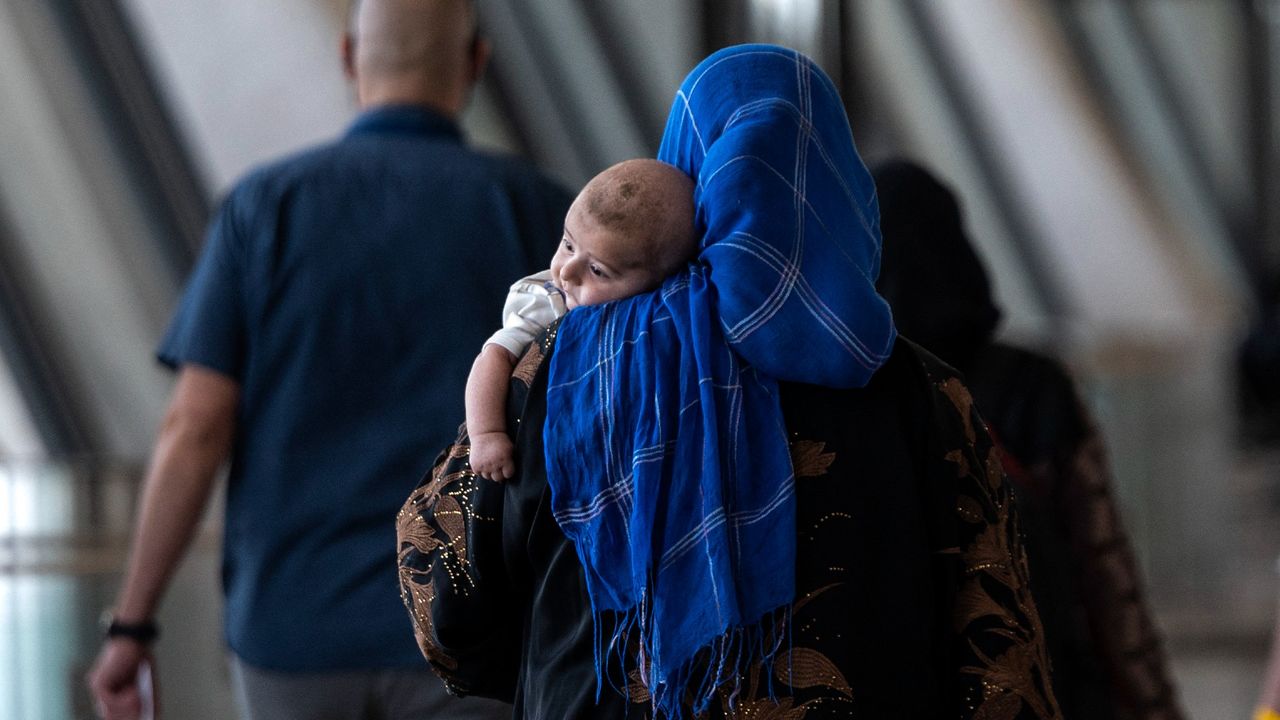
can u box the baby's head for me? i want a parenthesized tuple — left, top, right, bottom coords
(551, 159, 696, 309)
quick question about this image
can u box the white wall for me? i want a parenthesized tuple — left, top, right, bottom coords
(0, 0, 178, 458)
(121, 0, 355, 192)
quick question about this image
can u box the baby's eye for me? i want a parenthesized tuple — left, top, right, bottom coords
(589, 264, 606, 278)
(562, 238, 574, 252)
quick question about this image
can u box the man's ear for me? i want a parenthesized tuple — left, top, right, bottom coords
(341, 34, 357, 82)
(469, 36, 491, 86)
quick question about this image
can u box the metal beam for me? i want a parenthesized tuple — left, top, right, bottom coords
(1116, 1, 1256, 293)
(1245, 0, 1279, 288)
(901, 0, 1071, 326)
(572, 0, 667, 150)
(47, 0, 210, 274)
(0, 202, 96, 457)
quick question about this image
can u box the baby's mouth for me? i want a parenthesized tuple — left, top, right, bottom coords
(552, 279, 577, 309)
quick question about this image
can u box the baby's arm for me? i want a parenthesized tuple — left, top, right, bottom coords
(465, 344, 520, 481)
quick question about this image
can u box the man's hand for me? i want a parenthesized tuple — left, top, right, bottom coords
(87, 639, 149, 720)
(470, 431, 516, 481)
(89, 365, 236, 718)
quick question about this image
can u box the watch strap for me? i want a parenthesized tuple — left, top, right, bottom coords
(105, 618, 160, 645)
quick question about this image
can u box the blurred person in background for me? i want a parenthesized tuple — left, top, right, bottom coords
(86, 1, 570, 718)
(1239, 276, 1280, 443)
(1251, 276, 1280, 720)
(874, 159, 1186, 720)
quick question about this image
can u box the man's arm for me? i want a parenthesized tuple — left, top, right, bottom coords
(87, 365, 238, 720)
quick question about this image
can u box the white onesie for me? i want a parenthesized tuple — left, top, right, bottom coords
(484, 269, 568, 357)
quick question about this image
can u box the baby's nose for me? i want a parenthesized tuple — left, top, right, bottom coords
(560, 259, 583, 284)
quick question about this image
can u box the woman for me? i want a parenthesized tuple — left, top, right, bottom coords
(874, 159, 1186, 720)
(397, 46, 1061, 719)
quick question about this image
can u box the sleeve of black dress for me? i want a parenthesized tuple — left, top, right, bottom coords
(913, 344, 1065, 720)
(396, 422, 522, 701)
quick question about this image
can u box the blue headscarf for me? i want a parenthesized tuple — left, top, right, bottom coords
(544, 45, 896, 715)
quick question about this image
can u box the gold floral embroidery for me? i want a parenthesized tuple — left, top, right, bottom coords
(433, 493, 469, 564)
(946, 449, 972, 478)
(933, 372, 1061, 720)
(396, 493, 439, 557)
(940, 377, 976, 444)
(970, 691, 1023, 720)
(773, 647, 853, 697)
(985, 449, 1006, 492)
(396, 434, 498, 684)
(627, 668, 652, 705)
(792, 583, 838, 613)
(722, 695, 809, 720)
(789, 440, 836, 478)
(955, 577, 1018, 633)
(961, 639, 1053, 719)
(962, 523, 1016, 586)
(957, 495, 986, 524)
(714, 645, 854, 720)
(398, 572, 457, 671)
(512, 338, 544, 388)
(701, 584, 853, 719)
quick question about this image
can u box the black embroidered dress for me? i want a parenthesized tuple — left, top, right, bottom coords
(397, 331, 1062, 719)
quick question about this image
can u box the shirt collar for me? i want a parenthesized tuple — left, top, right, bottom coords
(346, 104, 463, 141)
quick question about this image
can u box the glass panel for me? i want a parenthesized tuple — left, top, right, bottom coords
(0, 462, 231, 719)
(1, 463, 87, 720)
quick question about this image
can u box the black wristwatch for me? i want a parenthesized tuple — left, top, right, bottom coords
(104, 616, 160, 645)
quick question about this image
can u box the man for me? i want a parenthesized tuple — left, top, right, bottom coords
(87, 1, 571, 718)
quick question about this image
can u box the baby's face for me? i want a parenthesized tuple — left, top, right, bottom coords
(550, 203, 661, 310)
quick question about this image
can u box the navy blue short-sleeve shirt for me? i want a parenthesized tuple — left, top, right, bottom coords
(158, 105, 572, 671)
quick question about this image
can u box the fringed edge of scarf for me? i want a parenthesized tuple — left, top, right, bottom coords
(591, 595, 795, 719)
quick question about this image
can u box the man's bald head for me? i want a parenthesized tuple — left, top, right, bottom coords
(578, 159, 698, 278)
(344, 0, 486, 115)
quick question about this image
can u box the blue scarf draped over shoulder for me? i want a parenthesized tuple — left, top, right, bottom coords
(544, 45, 896, 715)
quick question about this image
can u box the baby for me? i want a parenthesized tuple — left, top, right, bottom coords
(466, 158, 697, 480)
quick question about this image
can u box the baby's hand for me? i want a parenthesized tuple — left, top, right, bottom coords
(469, 431, 516, 482)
